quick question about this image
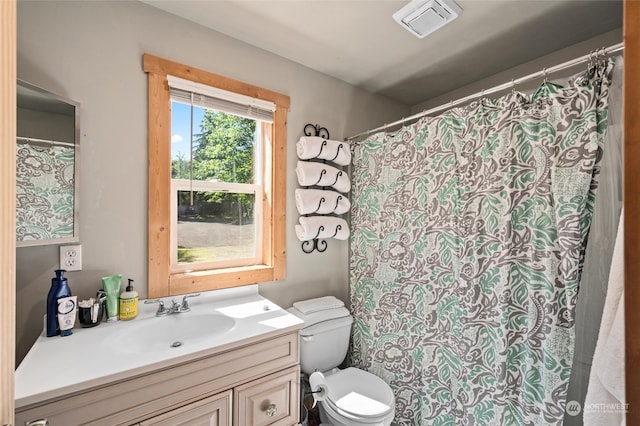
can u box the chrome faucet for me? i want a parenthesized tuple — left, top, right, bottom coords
(180, 293, 200, 312)
(144, 293, 200, 316)
(144, 299, 171, 316)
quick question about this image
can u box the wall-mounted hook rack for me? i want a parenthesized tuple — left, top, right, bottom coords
(300, 124, 333, 253)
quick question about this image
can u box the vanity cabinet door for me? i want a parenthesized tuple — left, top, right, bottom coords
(139, 390, 232, 426)
(234, 365, 299, 426)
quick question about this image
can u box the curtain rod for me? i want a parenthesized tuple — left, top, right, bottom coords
(17, 136, 75, 148)
(347, 42, 624, 142)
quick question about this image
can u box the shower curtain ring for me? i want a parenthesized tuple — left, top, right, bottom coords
(599, 47, 607, 65)
(542, 68, 548, 84)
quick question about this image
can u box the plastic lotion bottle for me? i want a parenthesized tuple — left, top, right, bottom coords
(102, 274, 121, 321)
(119, 279, 138, 320)
(46, 269, 71, 337)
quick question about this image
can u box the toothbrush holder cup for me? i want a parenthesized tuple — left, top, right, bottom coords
(78, 302, 104, 327)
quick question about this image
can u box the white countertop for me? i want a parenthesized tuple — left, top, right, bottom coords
(15, 286, 304, 408)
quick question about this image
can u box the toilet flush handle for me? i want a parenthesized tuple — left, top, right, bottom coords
(301, 334, 314, 342)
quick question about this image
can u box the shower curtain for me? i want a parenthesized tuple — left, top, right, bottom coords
(349, 58, 614, 425)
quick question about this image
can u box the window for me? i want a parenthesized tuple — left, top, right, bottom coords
(144, 54, 289, 297)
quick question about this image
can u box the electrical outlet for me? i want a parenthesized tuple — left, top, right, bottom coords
(60, 244, 82, 271)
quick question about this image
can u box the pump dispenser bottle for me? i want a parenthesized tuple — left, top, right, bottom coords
(119, 278, 138, 320)
(46, 269, 71, 337)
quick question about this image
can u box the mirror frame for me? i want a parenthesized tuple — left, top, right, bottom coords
(16, 79, 80, 247)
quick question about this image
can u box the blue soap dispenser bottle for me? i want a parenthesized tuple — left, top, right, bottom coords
(46, 269, 71, 337)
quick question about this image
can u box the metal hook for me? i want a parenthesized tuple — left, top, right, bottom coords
(328, 170, 343, 187)
(313, 197, 326, 214)
(511, 79, 516, 96)
(542, 68, 548, 84)
(333, 195, 343, 211)
(312, 169, 327, 186)
(316, 140, 328, 158)
(328, 143, 344, 162)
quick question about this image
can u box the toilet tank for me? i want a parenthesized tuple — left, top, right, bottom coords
(289, 307, 353, 375)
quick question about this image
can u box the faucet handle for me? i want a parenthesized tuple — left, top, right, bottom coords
(181, 293, 201, 312)
(144, 299, 170, 316)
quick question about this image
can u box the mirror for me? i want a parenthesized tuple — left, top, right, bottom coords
(16, 80, 80, 247)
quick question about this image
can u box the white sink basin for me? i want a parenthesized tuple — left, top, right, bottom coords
(16, 287, 306, 409)
(108, 313, 236, 353)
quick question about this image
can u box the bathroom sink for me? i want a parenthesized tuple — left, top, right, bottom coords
(107, 313, 236, 354)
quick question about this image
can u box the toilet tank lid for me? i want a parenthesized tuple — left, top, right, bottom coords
(287, 306, 351, 328)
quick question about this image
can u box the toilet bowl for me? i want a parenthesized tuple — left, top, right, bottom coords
(288, 297, 395, 426)
(316, 368, 395, 426)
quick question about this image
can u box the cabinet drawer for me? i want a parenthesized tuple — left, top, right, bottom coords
(234, 365, 299, 426)
(139, 390, 232, 426)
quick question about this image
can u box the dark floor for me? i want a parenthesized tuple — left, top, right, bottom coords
(303, 393, 322, 425)
(300, 374, 322, 425)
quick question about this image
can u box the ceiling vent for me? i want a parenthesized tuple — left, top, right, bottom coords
(393, 0, 462, 39)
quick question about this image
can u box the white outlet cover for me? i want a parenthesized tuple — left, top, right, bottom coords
(60, 244, 82, 271)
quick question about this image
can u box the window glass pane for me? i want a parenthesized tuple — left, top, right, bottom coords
(177, 190, 256, 265)
(171, 101, 256, 184)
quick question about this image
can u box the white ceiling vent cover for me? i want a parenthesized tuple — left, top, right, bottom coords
(393, 0, 462, 39)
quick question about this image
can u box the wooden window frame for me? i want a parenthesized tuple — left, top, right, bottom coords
(143, 54, 289, 298)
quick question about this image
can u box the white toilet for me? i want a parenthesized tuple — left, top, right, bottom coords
(289, 299, 395, 426)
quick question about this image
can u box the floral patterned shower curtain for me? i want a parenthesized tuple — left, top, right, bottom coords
(349, 59, 614, 425)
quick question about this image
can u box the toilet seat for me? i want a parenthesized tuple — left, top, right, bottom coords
(323, 368, 394, 420)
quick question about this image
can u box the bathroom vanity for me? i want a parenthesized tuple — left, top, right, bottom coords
(15, 287, 304, 426)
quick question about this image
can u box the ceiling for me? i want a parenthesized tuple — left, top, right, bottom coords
(142, 0, 623, 106)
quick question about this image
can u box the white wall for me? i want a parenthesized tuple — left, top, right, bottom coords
(411, 29, 623, 114)
(15, 0, 409, 364)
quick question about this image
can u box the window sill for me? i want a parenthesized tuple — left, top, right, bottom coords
(168, 264, 278, 296)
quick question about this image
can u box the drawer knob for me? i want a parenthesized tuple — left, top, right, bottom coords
(265, 403, 278, 417)
(26, 420, 49, 426)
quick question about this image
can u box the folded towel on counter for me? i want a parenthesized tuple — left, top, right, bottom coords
(296, 160, 350, 193)
(293, 296, 345, 314)
(297, 136, 351, 166)
(295, 216, 350, 241)
(295, 188, 351, 215)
